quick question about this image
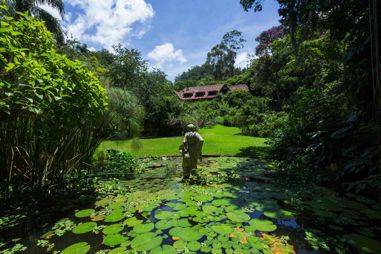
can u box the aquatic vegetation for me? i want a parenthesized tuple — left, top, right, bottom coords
(61, 242, 90, 254)
(103, 234, 128, 248)
(130, 232, 162, 251)
(103, 224, 124, 235)
(3, 157, 380, 254)
(75, 209, 95, 218)
(72, 222, 97, 234)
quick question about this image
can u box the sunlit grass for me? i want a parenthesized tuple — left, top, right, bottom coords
(96, 125, 268, 157)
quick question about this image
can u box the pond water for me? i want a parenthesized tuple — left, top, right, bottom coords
(1, 157, 381, 254)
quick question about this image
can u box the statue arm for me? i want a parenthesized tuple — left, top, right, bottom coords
(196, 133, 204, 161)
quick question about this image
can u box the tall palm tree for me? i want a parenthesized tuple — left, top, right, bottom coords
(6, 0, 65, 43)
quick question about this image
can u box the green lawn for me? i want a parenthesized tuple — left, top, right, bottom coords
(96, 125, 268, 157)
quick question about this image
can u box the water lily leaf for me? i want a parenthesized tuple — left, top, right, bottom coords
(90, 214, 105, 222)
(212, 199, 231, 207)
(177, 207, 201, 217)
(177, 219, 192, 227)
(167, 202, 187, 210)
(72, 222, 97, 234)
(226, 211, 250, 223)
(155, 210, 175, 220)
(203, 205, 223, 214)
(211, 224, 234, 235)
(173, 240, 187, 249)
(247, 219, 277, 232)
(103, 224, 124, 235)
(124, 217, 142, 227)
(108, 247, 129, 254)
(61, 242, 90, 254)
(133, 223, 154, 234)
(169, 227, 203, 241)
(105, 210, 125, 222)
(200, 244, 212, 253)
(75, 209, 95, 218)
(103, 234, 128, 247)
(247, 235, 266, 250)
(155, 219, 176, 230)
(188, 241, 201, 251)
(130, 232, 162, 251)
(151, 245, 177, 254)
(194, 194, 213, 202)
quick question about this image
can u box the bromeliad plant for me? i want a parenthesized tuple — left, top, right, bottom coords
(0, 3, 107, 203)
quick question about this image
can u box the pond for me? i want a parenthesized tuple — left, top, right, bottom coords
(1, 157, 381, 254)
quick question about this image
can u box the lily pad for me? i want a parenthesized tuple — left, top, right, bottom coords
(105, 210, 125, 222)
(173, 240, 187, 249)
(167, 203, 187, 210)
(169, 227, 203, 241)
(61, 242, 90, 254)
(151, 245, 177, 254)
(211, 224, 234, 235)
(103, 224, 124, 235)
(226, 211, 250, 223)
(130, 232, 162, 251)
(133, 223, 154, 234)
(75, 209, 95, 218)
(72, 222, 97, 234)
(103, 234, 128, 247)
(155, 219, 176, 230)
(155, 210, 175, 220)
(188, 241, 201, 251)
(247, 219, 277, 232)
(108, 247, 129, 254)
(212, 199, 231, 207)
(124, 217, 142, 227)
(194, 194, 213, 202)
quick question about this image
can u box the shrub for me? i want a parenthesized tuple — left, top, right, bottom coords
(106, 87, 144, 139)
(95, 150, 143, 178)
(0, 7, 107, 202)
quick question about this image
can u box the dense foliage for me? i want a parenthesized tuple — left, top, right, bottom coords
(241, 0, 381, 196)
(5, 0, 65, 43)
(0, 7, 107, 202)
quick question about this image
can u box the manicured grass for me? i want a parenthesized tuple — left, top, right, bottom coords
(96, 125, 268, 157)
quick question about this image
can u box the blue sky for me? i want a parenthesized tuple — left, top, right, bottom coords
(42, 0, 280, 81)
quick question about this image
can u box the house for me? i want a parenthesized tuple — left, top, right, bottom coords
(175, 84, 249, 101)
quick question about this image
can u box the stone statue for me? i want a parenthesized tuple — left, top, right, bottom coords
(179, 124, 204, 179)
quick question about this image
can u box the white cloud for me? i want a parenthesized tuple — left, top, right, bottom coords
(64, 0, 154, 50)
(235, 52, 252, 69)
(148, 43, 187, 67)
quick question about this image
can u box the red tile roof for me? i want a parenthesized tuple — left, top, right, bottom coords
(175, 84, 249, 101)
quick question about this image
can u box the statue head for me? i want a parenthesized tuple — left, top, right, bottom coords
(186, 124, 196, 132)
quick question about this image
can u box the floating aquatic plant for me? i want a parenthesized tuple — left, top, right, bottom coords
(61, 242, 90, 254)
(72, 222, 97, 234)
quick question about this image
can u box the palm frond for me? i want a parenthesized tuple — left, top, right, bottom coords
(31, 6, 64, 43)
(34, 0, 64, 17)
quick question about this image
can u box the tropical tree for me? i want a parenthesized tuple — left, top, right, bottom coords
(206, 30, 246, 80)
(5, 0, 64, 43)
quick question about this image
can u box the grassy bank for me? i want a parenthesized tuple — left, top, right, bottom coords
(96, 125, 268, 157)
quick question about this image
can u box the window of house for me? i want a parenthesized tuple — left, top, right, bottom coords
(208, 91, 218, 96)
(195, 92, 205, 97)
